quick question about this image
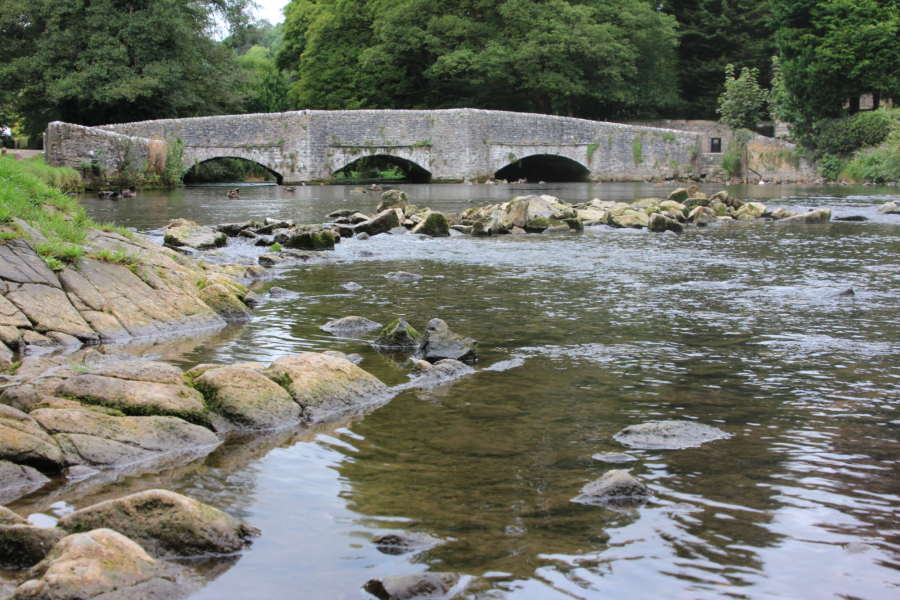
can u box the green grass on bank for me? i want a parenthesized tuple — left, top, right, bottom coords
(814, 108, 900, 183)
(5, 155, 84, 193)
(0, 155, 132, 270)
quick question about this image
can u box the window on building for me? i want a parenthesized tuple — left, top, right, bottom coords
(710, 138, 722, 153)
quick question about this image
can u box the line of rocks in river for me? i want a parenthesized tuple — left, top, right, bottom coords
(163, 186, 836, 268)
(0, 220, 264, 363)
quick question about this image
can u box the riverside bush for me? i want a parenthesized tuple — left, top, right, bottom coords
(842, 130, 900, 184)
(812, 109, 900, 157)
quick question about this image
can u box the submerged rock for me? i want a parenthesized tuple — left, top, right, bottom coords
(363, 573, 462, 600)
(384, 271, 422, 283)
(371, 532, 443, 556)
(9, 528, 189, 600)
(321, 316, 382, 335)
(613, 420, 731, 450)
(571, 469, 649, 505)
(591, 452, 637, 464)
(419, 319, 477, 363)
(407, 359, 475, 388)
(375, 319, 423, 349)
(58, 489, 260, 559)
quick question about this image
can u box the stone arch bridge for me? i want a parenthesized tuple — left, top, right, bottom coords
(45, 109, 703, 183)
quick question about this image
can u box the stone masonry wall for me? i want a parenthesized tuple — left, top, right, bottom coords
(45, 122, 154, 175)
(49, 109, 703, 183)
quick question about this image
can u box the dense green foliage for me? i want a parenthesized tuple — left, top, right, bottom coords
(811, 109, 900, 181)
(812, 110, 900, 157)
(0, 0, 253, 137)
(660, 0, 775, 119)
(717, 65, 769, 130)
(772, 0, 900, 131)
(279, 0, 681, 119)
(842, 129, 900, 183)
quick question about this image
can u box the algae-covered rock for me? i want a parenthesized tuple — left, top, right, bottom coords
(687, 206, 717, 226)
(609, 210, 649, 229)
(55, 374, 206, 421)
(275, 226, 338, 250)
(410, 211, 450, 237)
(648, 213, 683, 234)
(0, 525, 66, 569)
(194, 365, 301, 431)
(9, 528, 189, 600)
(571, 470, 649, 505)
(266, 352, 390, 422)
(375, 319, 423, 349)
(199, 283, 252, 322)
(667, 188, 689, 203)
(163, 220, 226, 250)
(30, 408, 220, 468)
(58, 489, 259, 558)
(419, 319, 477, 363)
(734, 202, 767, 220)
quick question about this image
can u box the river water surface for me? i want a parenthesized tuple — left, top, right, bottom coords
(9, 182, 900, 599)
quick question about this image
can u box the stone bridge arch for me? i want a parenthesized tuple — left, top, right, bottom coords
(493, 153, 591, 182)
(488, 145, 593, 182)
(331, 153, 432, 183)
(182, 149, 284, 184)
(183, 153, 284, 185)
(325, 145, 433, 183)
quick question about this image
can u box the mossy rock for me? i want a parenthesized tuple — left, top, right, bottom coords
(375, 318, 422, 348)
(667, 188, 689, 203)
(411, 211, 450, 237)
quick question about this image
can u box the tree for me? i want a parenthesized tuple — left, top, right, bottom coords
(278, 0, 681, 119)
(660, 0, 775, 119)
(771, 0, 900, 130)
(237, 46, 291, 113)
(717, 64, 768, 130)
(0, 0, 254, 137)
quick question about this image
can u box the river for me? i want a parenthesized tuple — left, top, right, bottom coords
(8, 182, 900, 599)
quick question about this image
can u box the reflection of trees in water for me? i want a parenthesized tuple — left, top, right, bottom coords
(336, 357, 791, 589)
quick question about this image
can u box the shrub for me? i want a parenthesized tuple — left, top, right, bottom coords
(818, 154, 846, 182)
(842, 130, 900, 183)
(717, 64, 768, 130)
(812, 109, 900, 157)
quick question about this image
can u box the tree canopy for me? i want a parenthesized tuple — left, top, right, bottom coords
(278, 0, 681, 120)
(0, 0, 254, 137)
(772, 0, 900, 128)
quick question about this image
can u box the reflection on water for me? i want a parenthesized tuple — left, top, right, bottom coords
(5, 183, 899, 599)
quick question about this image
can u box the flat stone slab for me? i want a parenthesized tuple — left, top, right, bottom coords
(320, 316, 382, 335)
(613, 420, 731, 450)
(571, 469, 649, 506)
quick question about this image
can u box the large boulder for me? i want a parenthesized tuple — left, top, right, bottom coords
(0, 525, 66, 568)
(609, 210, 649, 229)
(58, 489, 259, 558)
(55, 373, 206, 422)
(355, 209, 402, 236)
(667, 188, 689, 203)
(163, 219, 226, 250)
(0, 461, 51, 504)
(8, 528, 188, 600)
(265, 353, 390, 422)
(687, 206, 717, 226)
(419, 319, 477, 363)
(613, 420, 731, 450)
(30, 408, 220, 468)
(410, 211, 450, 237)
(375, 319, 423, 349)
(0, 506, 27, 525)
(193, 365, 301, 431)
(0, 405, 64, 471)
(571, 470, 649, 505)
